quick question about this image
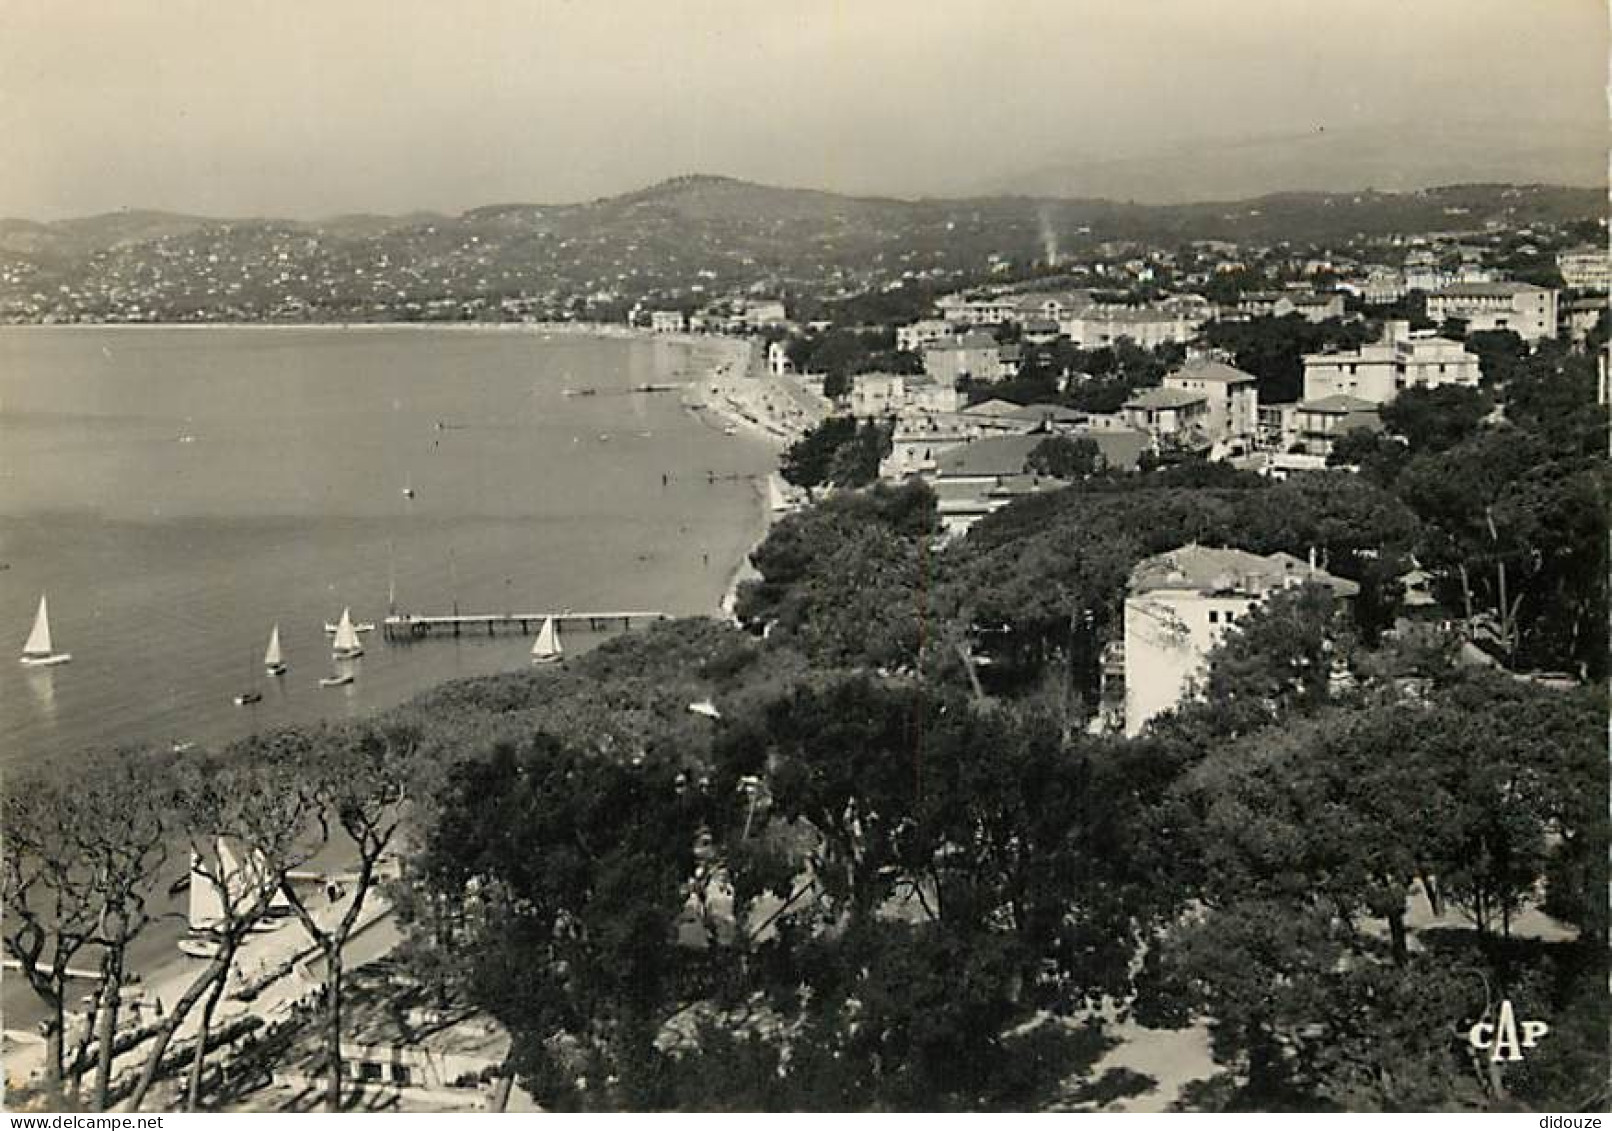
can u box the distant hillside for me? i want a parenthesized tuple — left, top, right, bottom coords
(1, 176, 1603, 324)
(986, 121, 1609, 204)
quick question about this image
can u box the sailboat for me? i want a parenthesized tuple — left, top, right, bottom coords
(767, 474, 791, 514)
(330, 608, 365, 659)
(324, 616, 376, 633)
(19, 595, 71, 667)
(264, 623, 287, 676)
(530, 616, 562, 665)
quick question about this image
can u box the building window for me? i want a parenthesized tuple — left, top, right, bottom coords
(357, 1062, 383, 1082)
(1208, 610, 1219, 624)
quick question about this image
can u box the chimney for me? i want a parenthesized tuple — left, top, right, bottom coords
(1307, 546, 1317, 574)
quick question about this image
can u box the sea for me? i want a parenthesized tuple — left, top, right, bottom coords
(0, 325, 776, 775)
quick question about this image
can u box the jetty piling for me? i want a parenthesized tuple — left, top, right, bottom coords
(382, 610, 668, 642)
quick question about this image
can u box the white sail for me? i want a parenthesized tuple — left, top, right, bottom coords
(22, 595, 52, 656)
(332, 608, 362, 656)
(187, 847, 225, 931)
(191, 839, 283, 931)
(767, 474, 790, 513)
(531, 616, 562, 662)
(264, 624, 283, 668)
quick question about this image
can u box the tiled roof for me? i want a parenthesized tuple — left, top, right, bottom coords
(1005, 403, 1086, 424)
(962, 398, 1028, 417)
(1129, 544, 1360, 598)
(1435, 281, 1549, 296)
(1080, 427, 1150, 471)
(1168, 359, 1258, 384)
(1296, 394, 1379, 414)
(1125, 386, 1208, 410)
(935, 434, 1044, 478)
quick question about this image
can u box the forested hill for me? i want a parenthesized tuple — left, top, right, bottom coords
(1, 177, 1602, 323)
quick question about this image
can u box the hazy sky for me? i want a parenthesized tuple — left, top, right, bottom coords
(1, 0, 1605, 219)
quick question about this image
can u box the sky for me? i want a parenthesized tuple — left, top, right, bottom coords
(0, 0, 1605, 219)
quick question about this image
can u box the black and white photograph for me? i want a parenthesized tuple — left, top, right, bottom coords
(0, 0, 1607, 1115)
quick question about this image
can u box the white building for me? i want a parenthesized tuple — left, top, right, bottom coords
(1425, 281, 1558, 341)
(1286, 395, 1382, 457)
(1062, 306, 1203, 350)
(1359, 268, 1406, 305)
(1302, 321, 1480, 404)
(649, 310, 687, 334)
(1160, 359, 1260, 450)
(924, 333, 1003, 384)
(767, 340, 792, 376)
(896, 319, 953, 353)
(741, 299, 788, 326)
(1556, 246, 1611, 291)
(1121, 545, 1359, 735)
(849, 372, 961, 420)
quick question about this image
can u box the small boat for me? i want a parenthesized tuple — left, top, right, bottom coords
(530, 617, 562, 665)
(329, 609, 366, 658)
(562, 387, 597, 397)
(171, 741, 197, 754)
(264, 624, 287, 676)
(323, 618, 376, 634)
(19, 595, 71, 667)
(688, 698, 721, 720)
(233, 691, 262, 706)
(723, 425, 739, 437)
(319, 672, 354, 688)
(177, 934, 220, 959)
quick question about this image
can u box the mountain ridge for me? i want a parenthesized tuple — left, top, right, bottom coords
(4, 174, 1604, 241)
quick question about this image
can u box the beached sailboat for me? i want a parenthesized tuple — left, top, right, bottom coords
(18, 595, 71, 667)
(530, 616, 562, 665)
(767, 474, 791, 514)
(181, 840, 290, 955)
(330, 608, 365, 659)
(264, 623, 287, 676)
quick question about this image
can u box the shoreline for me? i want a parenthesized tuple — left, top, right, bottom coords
(0, 319, 724, 346)
(1, 326, 775, 1044)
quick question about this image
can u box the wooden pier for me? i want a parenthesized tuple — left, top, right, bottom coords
(382, 610, 668, 641)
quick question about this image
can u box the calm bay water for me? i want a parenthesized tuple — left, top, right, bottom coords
(0, 326, 774, 771)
